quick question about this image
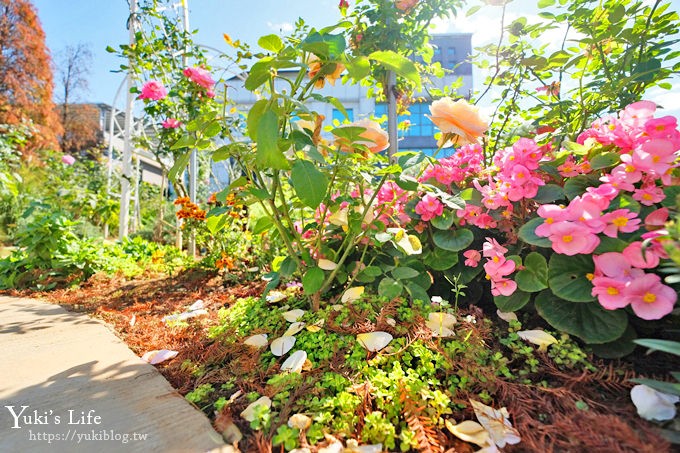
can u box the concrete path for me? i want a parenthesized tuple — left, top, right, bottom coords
(0, 296, 230, 453)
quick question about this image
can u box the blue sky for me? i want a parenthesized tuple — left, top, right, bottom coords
(33, 0, 679, 117)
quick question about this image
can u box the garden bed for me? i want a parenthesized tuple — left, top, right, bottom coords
(8, 269, 676, 452)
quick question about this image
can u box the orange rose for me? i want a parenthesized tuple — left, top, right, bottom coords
(427, 97, 489, 145)
(396, 0, 418, 11)
(307, 55, 345, 89)
(335, 119, 389, 154)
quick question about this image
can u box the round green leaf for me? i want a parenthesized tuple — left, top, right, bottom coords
(279, 257, 297, 278)
(515, 252, 548, 293)
(517, 217, 551, 248)
(424, 248, 458, 271)
(589, 324, 637, 359)
(535, 291, 627, 344)
(405, 282, 430, 303)
(593, 236, 627, 254)
(391, 267, 419, 280)
(532, 184, 565, 203)
(548, 254, 595, 302)
(564, 175, 600, 200)
(494, 289, 531, 312)
(378, 277, 404, 299)
(432, 228, 474, 252)
(430, 210, 455, 230)
(302, 266, 324, 295)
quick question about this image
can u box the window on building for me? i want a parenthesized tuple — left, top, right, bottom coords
(448, 47, 456, 58)
(374, 102, 434, 137)
(332, 108, 354, 123)
(433, 47, 442, 63)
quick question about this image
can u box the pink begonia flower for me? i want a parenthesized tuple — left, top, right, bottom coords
(463, 249, 481, 267)
(585, 183, 619, 201)
(625, 273, 677, 320)
(644, 116, 678, 138)
(483, 255, 515, 279)
(600, 209, 641, 238)
(414, 194, 443, 222)
(645, 208, 669, 230)
(631, 139, 677, 175)
(547, 221, 599, 255)
(593, 252, 635, 280)
(139, 80, 167, 101)
(162, 118, 182, 129)
(61, 154, 76, 165)
(591, 277, 629, 310)
(482, 237, 508, 258)
(619, 100, 657, 128)
(492, 278, 517, 297)
(599, 172, 636, 192)
(183, 66, 215, 89)
(474, 213, 497, 229)
(623, 241, 660, 269)
(535, 204, 569, 237)
(609, 161, 642, 185)
(632, 183, 665, 206)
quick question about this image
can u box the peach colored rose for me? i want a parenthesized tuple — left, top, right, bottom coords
(396, 0, 418, 11)
(307, 55, 345, 89)
(427, 97, 489, 145)
(335, 119, 389, 154)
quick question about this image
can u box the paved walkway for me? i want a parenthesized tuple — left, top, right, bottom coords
(0, 296, 230, 452)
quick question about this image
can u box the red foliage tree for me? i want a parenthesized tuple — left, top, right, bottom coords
(59, 103, 103, 154)
(0, 0, 62, 152)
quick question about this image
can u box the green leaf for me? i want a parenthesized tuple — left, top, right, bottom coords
(247, 99, 268, 141)
(466, 5, 481, 16)
(378, 277, 403, 299)
(346, 56, 370, 81)
(532, 184, 564, 203)
(256, 110, 289, 170)
(368, 50, 421, 87)
(302, 266, 325, 295)
(608, 193, 640, 214)
(633, 339, 680, 357)
(391, 267, 419, 280)
(252, 216, 274, 234)
(432, 228, 473, 252)
(517, 217, 551, 248)
(535, 291, 628, 344)
(593, 236, 627, 254)
(279, 257, 297, 277)
(516, 252, 548, 292)
(590, 152, 620, 170)
(590, 324, 637, 359)
(203, 121, 222, 138)
(363, 266, 383, 277)
(548, 254, 595, 302)
(538, 0, 556, 7)
(564, 175, 600, 200)
(245, 59, 272, 91)
(258, 34, 284, 53)
(206, 213, 229, 234)
(662, 186, 680, 208)
(430, 210, 455, 230)
(301, 32, 346, 58)
(424, 248, 458, 271)
(168, 151, 191, 182)
(406, 282, 430, 303)
(290, 160, 328, 208)
(170, 135, 196, 150)
(494, 290, 531, 312)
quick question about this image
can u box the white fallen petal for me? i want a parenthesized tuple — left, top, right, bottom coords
(141, 349, 178, 365)
(240, 396, 271, 422)
(129, 315, 136, 327)
(428, 312, 457, 329)
(284, 322, 306, 336)
(281, 350, 307, 373)
(356, 444, 382, 453)
(341, 286, 364, 304)
(386, 318, 397, 327)
(631, 384, 680, 421)
(288, 413, 312, 430)
(425, 321, 454, 338)
(247, 266, 260, 272)
(270, 336, 296, 356)
(445, 419, 491, 447)
(244, 334, 268, 348)
(430, 295, 444, 304)
(357, 331, 393, 352)
(517, 330, 557, 351)
(470, 399, 521, 448)
(318, 259, 338, 271)
(318, 442, 343, 453)
(189, 300, 204, 311)
(282, 309, 305, 323)
(497, 310, 518, 323)
(266, 291, 287, 303)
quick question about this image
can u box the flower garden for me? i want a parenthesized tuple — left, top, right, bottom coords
(2, 0, 680, 451)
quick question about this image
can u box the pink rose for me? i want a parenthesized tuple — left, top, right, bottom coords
(162, 118, 182, 129)
(139, 80, 167, 101)
(183, 66, 215, 89)
(61, 155, 76, 165)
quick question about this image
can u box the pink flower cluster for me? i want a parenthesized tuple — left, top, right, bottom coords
(580, 101, 678, 206)
(162, 118, 182, 129)
(375, 181, 410, 226)
(183, 66, 216, 97)
(481, 238, 517, 297)
(415, 194, 444, 222)
(591, 249, 676, 320)
(420, 143, 484, 186)
(139, 80, 167, 101)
